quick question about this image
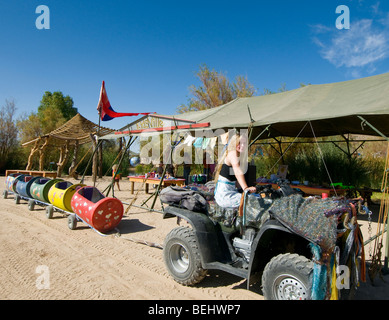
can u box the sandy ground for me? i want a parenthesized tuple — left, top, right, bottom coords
(0, 175, 388, 300)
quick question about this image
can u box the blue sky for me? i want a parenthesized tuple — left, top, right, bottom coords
(2, 0, 389, 130)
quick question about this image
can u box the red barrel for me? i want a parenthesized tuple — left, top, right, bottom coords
(70, 186, 123, 233)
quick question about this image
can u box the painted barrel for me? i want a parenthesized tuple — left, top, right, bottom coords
(5, 173, 23, 193)
(15, 176, 41, 198)
(30, 178, 63, 203)
(70, 186, 124, 233)
(48, 181, 85, 212)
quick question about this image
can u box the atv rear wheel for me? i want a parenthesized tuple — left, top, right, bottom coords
(262, 253, 313, 300)
(163, 227, 208, 286)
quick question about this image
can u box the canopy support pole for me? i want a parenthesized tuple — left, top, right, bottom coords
(358, 116, 389, 142)
(268, 137, 286, 164)
(331, 138, 366, 160)
(248, 125, 271, 147)
(358, 116, 389, 272)
(330, 134, 366, 188)
(247, 105, 255, 143)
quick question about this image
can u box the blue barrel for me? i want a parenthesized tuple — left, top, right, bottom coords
(15, 176, 41, 198)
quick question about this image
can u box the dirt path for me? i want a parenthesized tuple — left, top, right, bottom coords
(0, 176, 388, 300)
(0, 176, 261, 300)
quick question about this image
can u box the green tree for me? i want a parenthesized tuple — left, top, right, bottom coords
(16, 91, 78, 171)
(17, 112, 43, 144)
(18, 91, 78, 143)
(38, 91, 77, 133)
(177, 64, 256, 113)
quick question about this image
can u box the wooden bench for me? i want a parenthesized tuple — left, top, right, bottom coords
(5, 170, 57, 178)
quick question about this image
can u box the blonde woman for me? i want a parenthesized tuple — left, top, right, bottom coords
(214, 132, 256, 208)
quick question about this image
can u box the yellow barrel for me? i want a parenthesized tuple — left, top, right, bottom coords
(48, 181, 85, 212)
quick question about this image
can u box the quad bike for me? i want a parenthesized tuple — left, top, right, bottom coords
(161, 183, 366, 300)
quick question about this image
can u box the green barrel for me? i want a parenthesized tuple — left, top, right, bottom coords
(31, 178, 63, 203)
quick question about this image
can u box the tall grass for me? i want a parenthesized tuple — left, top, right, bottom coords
(253, 140, 385, 189)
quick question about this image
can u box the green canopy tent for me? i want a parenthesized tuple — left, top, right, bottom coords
(164, 72, 389, 140)
(100, 72, 389, 141)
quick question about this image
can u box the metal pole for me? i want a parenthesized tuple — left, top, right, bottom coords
(364, 225, 387, 246)
(80, 139, 102, 185)
(249, 125, 271, 148)
(357, 116, 389, 268)
(150, 133, 185, 210)
(105, 136, 136, 197)
(384, 211, 389, 272)
(357, 116, 389, 141)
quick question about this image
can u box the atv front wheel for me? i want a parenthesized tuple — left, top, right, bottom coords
(163, 227, 208, 286)
(262, 253, 313, 300)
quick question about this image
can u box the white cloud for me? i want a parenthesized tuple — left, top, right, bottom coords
(312, 18, 389, 75)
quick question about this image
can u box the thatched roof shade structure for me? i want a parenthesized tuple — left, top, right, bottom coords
(22, 113, 114, 147)
(22, 113, 114, 177)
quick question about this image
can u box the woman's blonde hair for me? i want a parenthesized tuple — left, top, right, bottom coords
(213, 132, 243, 182)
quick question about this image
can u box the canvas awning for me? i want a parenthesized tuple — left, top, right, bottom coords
(165, 72, 389, 140)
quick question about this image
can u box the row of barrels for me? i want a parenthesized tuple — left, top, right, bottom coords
(4, 173, 124, 234)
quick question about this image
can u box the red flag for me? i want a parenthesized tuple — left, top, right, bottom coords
(97, 81, 153, 121)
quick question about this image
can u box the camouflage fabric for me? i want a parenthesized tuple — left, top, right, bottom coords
(207, 193, 272, 229)
(269, 194, 338, 252)
(244, 193, 273, 228)
(207, 201, 238, 227)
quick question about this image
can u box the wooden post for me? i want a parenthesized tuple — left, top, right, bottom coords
(39, 137, 50, 171)
(56, 140, 70, 177)
(98, 140, 103, 178)
(90, 134, 98, 184)
(26, 139, 40, 170)
(68, 140, 79, 178)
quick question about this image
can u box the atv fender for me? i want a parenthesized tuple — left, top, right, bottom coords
(163, 205, 232, 266)
(247, 219, 293, 288)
